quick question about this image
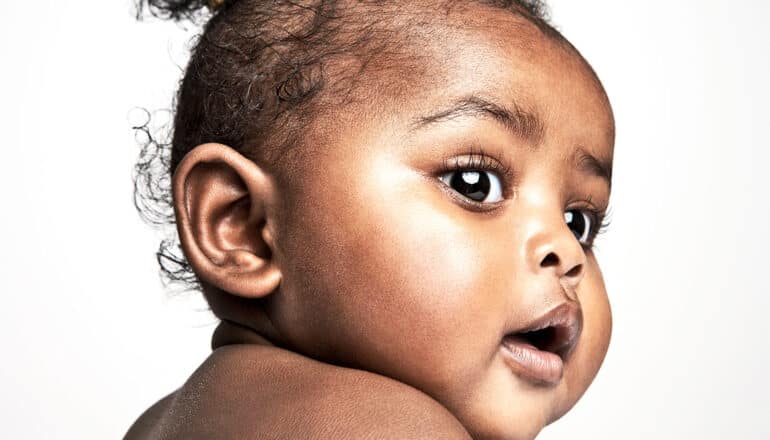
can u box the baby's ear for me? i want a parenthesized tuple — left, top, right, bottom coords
(172, 143, 281, 299)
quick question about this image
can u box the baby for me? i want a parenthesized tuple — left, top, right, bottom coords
(126, 0, 614, 439)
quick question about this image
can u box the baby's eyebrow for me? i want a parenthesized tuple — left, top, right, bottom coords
(409, 94, 546, 144)
(410, 94, 612, 188)
(574, 147, 613, 187)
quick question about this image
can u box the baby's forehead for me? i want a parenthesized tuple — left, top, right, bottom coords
(318, 2, 555, 88)
(291, 2, 614, 176)
(331, 4, 603, 108)
(326, 9, 610, 136)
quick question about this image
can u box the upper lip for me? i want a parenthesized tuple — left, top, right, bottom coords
(505, 302, 583, 360)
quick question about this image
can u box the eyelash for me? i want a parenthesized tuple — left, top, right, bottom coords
(437, 147, 612, 250)
(438, 147, 514, 200)
(571, 199, 612, 251)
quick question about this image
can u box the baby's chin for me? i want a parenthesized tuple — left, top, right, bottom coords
(459, 404, 552, 440)
(441, 352, 581, 440)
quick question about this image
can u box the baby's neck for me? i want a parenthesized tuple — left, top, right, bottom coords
(212, 319, 276, 349)
(206, 288, 287, 351)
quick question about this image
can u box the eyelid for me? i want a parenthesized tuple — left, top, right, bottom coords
(435, 180, 506, 214)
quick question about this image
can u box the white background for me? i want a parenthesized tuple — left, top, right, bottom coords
(1, 1, 768, 438)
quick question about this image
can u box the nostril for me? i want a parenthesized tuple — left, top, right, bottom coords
(540, 252, 559, 268)
(565, 264, 582, 278)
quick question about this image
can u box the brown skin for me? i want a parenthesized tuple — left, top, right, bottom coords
(126, 6, 614, 440)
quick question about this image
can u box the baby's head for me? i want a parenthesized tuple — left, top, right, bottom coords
(137, 0, 614, 438)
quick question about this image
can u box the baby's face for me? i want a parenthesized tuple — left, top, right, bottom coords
(268, 7, 613, 440)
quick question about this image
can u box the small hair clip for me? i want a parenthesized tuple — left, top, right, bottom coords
(208, 0, 225, 11)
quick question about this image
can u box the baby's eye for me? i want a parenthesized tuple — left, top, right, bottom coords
(439, 169, 503, 204)
(564, 209, 594, 245)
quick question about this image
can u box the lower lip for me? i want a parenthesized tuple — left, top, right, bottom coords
(500, 335, 564, 386)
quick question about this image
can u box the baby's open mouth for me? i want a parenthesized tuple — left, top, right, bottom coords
(500, 302, 583, 386)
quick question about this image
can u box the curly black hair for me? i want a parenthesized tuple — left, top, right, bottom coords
(132, 0, 564, 292)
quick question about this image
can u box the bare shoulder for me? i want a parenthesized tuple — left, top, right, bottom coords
(124, 344, 471, 440)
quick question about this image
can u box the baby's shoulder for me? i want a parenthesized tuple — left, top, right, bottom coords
(124, 344, 470, 440)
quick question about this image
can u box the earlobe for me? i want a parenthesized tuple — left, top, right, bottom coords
(172, 143, 282, 299)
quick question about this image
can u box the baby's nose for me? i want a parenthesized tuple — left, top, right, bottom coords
(523, 212, 587, 290)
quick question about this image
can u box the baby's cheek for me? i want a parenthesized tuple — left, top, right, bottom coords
(333, 178, 497, 387)
(581, 258, 612, 361)
(556, 258, 611, 419)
